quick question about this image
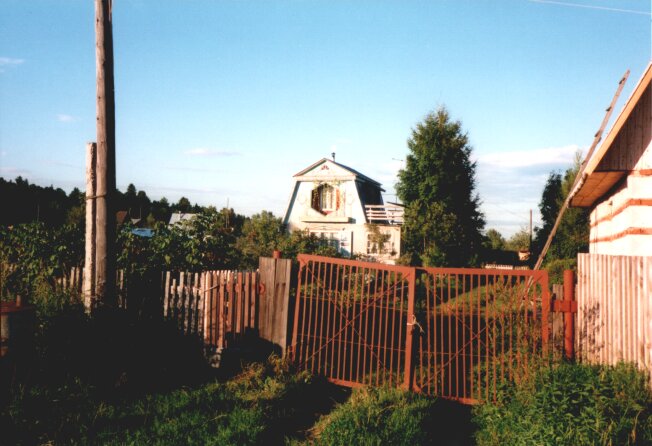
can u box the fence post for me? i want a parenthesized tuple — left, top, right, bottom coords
(563, 269, 575, 360)
(403, 269, 416, 391)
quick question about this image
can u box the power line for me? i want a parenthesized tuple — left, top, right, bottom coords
(528, 0, 651, 16)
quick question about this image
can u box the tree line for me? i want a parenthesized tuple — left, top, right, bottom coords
(0, 177, 206, 228)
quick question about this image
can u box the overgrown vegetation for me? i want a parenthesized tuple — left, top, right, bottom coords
(473, 362, 652, 446)
(1, 289, 343, 445)
(309, 387, 436, 446)
(3, 357, 340, 446)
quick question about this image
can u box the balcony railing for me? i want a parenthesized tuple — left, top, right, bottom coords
(365, 204, 404, 225)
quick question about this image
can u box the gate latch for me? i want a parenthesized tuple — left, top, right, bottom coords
(407, 314, 424, 334)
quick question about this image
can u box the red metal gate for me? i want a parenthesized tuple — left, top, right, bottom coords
(290, 255, 415, 388)
(412, 267, 550, 403)
(290, 254, 550, 403)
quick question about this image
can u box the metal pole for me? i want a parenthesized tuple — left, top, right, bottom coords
(563, 269, 575, 360)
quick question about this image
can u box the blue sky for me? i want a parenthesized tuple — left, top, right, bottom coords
(1, 0, 650, 236)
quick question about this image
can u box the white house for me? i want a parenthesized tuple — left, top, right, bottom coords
(569, 62, 652, 256)
(283, 158, 403, 263)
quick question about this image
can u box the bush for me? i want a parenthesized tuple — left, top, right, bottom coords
(312, 387, 436, 446)
(544, 258, 576, 287)
(473, 362, 652, 446)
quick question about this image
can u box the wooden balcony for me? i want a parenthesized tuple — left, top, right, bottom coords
(365, 204, 404, 225)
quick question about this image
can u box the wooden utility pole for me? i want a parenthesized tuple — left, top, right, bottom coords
(94, 0, 116, 307)
(83, 142, 97, 311)
(529, 209, 533, 249)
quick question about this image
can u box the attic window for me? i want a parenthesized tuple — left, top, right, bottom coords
(311, 183, 339, 214)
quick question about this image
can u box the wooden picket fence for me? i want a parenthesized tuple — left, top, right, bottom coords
(576, 253, 652, 375)
(162, 270, 260, 349)
(2, 258, 293, 358)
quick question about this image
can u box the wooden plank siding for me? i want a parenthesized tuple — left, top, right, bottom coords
(577, 253, 652, 381)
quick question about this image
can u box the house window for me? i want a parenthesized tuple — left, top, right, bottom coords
(366, 232, 393, 255)
(311, 184, 339, 214)
(310, 230, 340, 251)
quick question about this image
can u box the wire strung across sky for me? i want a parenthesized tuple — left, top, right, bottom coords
(528, 0, 652, 16)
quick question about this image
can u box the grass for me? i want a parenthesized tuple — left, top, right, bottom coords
(472, 361, 652, 446)
(2, 356, 346, 445)
(0, 292, 346, 446)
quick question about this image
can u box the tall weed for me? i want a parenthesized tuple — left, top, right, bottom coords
(473, 362, 652, 445)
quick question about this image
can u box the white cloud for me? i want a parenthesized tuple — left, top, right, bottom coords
(477, 145, 582, 169)
(57, 114, 76, 123)
(0, 57, 24, 72)
(183, 148, 240, 157)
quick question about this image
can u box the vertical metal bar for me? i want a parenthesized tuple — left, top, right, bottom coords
(500, 275, 506, 386)
(374, 269, 384, 387)
(468, 274, 474, 400)
(485, 273, 490, 401)
(440, 273, 445, 394)
(322, 261, 335, 376)
(292, 255, 308, 364)
(305, 261, 323, 372)
(329, 265, 343, 376)
(337, 263, 351, 381)
(425, 272, 432, 394)
(315, 261, 328, 374)
(476, 274, 481, 401)
(297, 259, 311, 365)
(356, 264, 365, 384)
(492, 274, 497, 402)
(445, 273, 450, 397)
(361, 267, 374, 384)
(398, 268, 407, 388)
(455, 273, 460, 399)
(462, 273, 468, 399)
(388, 271, 398, 387)
(382, 271, 392, 386)
(563, 269, 574, 360)
(403, 269, 416, 391)
(348, 264, 360, 383)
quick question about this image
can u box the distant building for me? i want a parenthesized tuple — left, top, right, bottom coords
(131, 228, 154, 238)
(169, 213, 197, 226)
(283, 157, 403, 263)
(570, 62, 652, 256)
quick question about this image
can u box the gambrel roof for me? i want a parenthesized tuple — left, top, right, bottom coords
(293, 158, 384, 190)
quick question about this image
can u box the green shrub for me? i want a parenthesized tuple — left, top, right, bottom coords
(473, 362, 652, 446)
(544, 258, 576, 287)
(312, 387, 436, 446)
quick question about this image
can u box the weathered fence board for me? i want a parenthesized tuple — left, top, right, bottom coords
(577, 253, 652, 379)
(259, 257, 292, 354)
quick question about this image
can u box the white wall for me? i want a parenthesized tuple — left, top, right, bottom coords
(590, 142, 652, 256)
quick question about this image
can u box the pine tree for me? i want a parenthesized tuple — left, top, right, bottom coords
(396, 107, 485, 267)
